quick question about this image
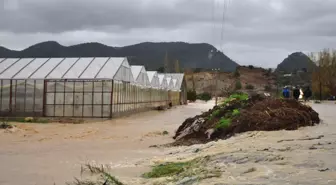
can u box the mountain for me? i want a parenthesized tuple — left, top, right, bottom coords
(0, 41, 239, 72)
(276, 52, 316, 73)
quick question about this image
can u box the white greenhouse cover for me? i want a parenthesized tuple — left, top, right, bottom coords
(172, 79, 177, 89)
(0, 57, 134, 82)
(166, 73, 184, 90)
(166, 77, 175, 90)
(131, 66, 142, 80)
(157, 74, 168, 89)
(147, 71, 160, 88)
(131, 65, 150, 86)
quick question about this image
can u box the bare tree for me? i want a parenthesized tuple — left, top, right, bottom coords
(310, 49, 336, 99)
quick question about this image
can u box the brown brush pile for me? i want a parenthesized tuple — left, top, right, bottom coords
(172, 94, 320, 146)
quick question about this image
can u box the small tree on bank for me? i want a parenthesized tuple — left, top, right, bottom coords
(235, 81, 242, 90)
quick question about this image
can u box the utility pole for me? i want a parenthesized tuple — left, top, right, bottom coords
(212, 68, 220, 106)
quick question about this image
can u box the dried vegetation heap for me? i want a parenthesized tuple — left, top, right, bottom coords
(173, 93, 320, 146)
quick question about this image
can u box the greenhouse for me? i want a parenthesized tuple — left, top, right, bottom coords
(0, 57, 187, 118)
(157, 74, 168, 89)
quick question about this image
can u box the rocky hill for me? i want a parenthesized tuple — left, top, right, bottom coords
(0, 41, 239, 72)
(185, 66, 276, 96)
(276, 52, 316, 73)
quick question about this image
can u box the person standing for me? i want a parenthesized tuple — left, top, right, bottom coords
(282, 86, 290, 98)
(304, 86, 312, 102)
(293, 86, 300, 100)
(282, 87, 286, 98)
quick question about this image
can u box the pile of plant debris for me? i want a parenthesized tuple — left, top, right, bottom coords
(172, 93, 320, 146)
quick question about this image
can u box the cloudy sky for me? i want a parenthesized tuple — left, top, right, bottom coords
(1, 0, 336, 68)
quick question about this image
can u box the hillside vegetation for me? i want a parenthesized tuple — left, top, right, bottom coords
(0, 41, 239, 72)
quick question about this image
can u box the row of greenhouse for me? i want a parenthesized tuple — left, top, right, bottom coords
(0, 57, 187, 118)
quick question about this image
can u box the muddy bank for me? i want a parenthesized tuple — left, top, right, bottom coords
(172, 94, 320, 146)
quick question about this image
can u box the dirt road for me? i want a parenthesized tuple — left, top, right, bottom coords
(1, 101, 336, 185)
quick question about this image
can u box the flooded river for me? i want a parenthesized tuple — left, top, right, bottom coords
(0, 101, 336, 185)
(0, 101, 214, 185)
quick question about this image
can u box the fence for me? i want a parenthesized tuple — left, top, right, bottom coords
(0, 79, 179, 118)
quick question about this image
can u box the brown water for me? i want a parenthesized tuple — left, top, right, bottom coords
(0, 101, 214, 185)
(1, 101, 336, 185)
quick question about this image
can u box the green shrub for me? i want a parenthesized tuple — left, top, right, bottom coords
(209, 109, 221, 121)
(232, 109, 240, 116)
(235, 81, 242, 90)
(248, 65, 254, 69)
(229, 93, 249, 101)
(221, 93, 249, 105)
(213, 109, 221, 116)
(187, 90, 197, 102)
(216, 118, 231, 129)
(233, 69, 240, 78)
(245, 84, 254, 90)
(197, 92, 212, 101)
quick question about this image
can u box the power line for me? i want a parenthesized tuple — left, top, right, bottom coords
(211, 0, 216, 47)
(220, 0, 228, 52)
(220, 0, 230, 52)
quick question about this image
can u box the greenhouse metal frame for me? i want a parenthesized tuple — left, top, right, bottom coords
(0, 57, 187, 118)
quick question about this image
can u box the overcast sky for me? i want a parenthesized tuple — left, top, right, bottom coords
(1, 0, 336, 68)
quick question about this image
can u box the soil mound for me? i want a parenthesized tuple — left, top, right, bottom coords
(172, 94, 320, 146)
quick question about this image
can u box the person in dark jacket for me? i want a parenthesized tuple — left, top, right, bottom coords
(304, 87, 312, 102)
(293, 86, 300, 100)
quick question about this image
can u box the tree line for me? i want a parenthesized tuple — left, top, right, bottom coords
(309, 49, 336, 99)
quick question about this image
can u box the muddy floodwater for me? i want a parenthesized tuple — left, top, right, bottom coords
(1, 101, 336, 185)
(0, 101, 214, 185)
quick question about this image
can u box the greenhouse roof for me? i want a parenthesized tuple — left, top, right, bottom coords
(0, 57, 129, 80)
(130, 65, 143, 80)
(166, 73, 185, 90)
(146, 71, 157, 82)
(157, 74, 165, 85)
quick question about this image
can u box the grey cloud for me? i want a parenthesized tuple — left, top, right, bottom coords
(0, 0, 212, 33)
(1, 0, 336, 67)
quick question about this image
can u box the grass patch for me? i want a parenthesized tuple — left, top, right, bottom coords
(162, 131, 169, 135)
(215, 118, 231, 129)
(67, 164, 124, 185)
(143, 161, 191, 178)
(143, 156, 220, 183)
(6, 117, 49, 124)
